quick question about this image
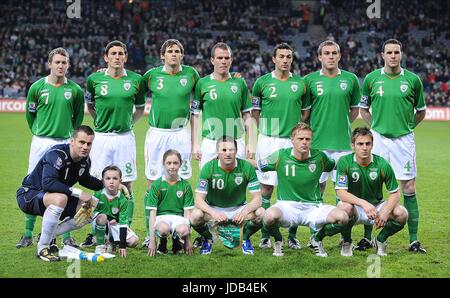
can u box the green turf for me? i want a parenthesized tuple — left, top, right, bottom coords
(0, 113, 449, 277)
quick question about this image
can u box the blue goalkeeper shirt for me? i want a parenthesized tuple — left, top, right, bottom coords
(21, 144, 103, 195)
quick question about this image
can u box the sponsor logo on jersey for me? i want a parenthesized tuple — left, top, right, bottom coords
(337, 175, 347, 187)
(230, 85, 238, 93)
(79, 168, 85, 176)
(180, 78, 187, 87)
(400, 84, 408, 93)
(198, 179, 208, 191)
(235, 176, 243, 185)
(291, 84, 298, 92)
(123, 82, 131, 91)
(308, 163, 316, 172)
(112, 208, 119, 215)
(64, 90, 72, 100)
(176, 190, 183, 198)
(340, 81, 348, 91)
(369, 171, 377, 180)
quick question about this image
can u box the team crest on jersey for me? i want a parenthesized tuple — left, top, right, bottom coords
(230, 85, 238, 93)
(176, 190, 183, 198)
(123, 82, 131, 91)
(64, 90, 72, 100)
(112, 208, 119, 215)
(308, 163, 316, 172)
(340, 81, 348, 91)
(149, 169, 157, 177)
(290, 84, 298, 92)
(369, 171, 377, 180)
(400, 84, 408, 93)
(180, 78, 187, 87)
(235, 176, 243, 185)
(79, 168, 85, 176)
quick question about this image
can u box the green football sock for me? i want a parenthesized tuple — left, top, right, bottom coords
(24, 214, 36, 238)
(243, 220, 262, 240)
(260, 195, 271, 239)
(315, 223, 344, 241)
(263, 222, 283, 242)
(144, 190, 151, 237)
(341, 216, 357, 243)
(192, 224, 213, 241)
(364, 224, 373, 239)
(377, 220, 404, 243)
(127, 192, 135, 226)
(288, 226, 298, 240)
(95, 224, 106, 245)
(404, 193, 419, 243)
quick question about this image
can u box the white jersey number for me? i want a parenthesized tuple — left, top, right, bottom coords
(210, 89, 218, 100)
(101, 85, 108, 96)
(157, 79, 164, 90)
(316, 83, 324, 96)
(212, 178, 224, 190)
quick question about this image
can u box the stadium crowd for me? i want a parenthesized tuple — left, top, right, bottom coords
(0, 0, 448, 106)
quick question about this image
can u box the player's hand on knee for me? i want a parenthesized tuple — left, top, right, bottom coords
(212, 211, 227, 224)
(363, 202, 377, 220)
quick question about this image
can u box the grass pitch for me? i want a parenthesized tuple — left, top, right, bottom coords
(0, 113, 449, 278)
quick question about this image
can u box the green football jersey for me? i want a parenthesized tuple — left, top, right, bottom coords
(143, 65, 199, 129)
(360, 67, 426, 138)
(85, 69, 146, 133)
(93, 189, 129, 226)
(26, 76, 84, 138)
(335, 153, 399, 205)
(147, 176, 194, 216)
(252, 72, 310, 138)
(196, 158, 260, 208)
(259, 148, 335, 203)
(304, 69, 361, 150)
(192, 73, 252, 140)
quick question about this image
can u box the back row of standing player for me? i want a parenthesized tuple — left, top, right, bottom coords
(18, 38, 426, 253)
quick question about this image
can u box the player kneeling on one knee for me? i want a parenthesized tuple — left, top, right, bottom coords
(336, 127, 408, 257)
(146, 150, 195, 257)
(93, 165, 139, 258)
(190, 137, 264, 255)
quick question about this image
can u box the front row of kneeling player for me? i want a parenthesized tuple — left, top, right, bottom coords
(16, 124, 407, 261)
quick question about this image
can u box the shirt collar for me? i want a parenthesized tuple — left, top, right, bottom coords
(381, 67, 404, 76)
(101, 189, 121, 200)
(290, 148, 311, 158)
(105, 68, 128, 77)
(45, 76, 67, 84)
(210, 72, 232, 81)
(162, 175, 182, 182)
(271, 71, 293, 79)
(162, 65, 183, 73)
(319, 68, 341, 76)
(353, 153, 374, 164)
(218, 159, 238, 170)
